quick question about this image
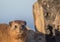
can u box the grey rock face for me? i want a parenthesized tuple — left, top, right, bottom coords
(33, 0, 60, 42)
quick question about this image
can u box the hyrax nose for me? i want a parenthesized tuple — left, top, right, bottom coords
(16, 28, 20, 33)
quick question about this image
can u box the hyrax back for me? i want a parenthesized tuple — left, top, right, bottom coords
(0, 23, 9, 42)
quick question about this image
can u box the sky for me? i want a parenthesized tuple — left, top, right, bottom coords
(0, 0, 36, 30)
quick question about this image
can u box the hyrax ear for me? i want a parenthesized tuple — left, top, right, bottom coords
(23, 21, 27, 25)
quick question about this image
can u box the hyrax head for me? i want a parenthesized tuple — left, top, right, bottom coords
(9, 20, 27, 39)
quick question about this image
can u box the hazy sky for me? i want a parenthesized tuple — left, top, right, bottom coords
(0, 0, 36, 30)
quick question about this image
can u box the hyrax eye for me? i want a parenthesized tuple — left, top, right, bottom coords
(14, 25, 18, 29)
(21, 25, 24, 27)
(21, 25, 26, 30)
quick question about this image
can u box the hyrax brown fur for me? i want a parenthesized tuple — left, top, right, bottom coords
(0, 20, 27, 42)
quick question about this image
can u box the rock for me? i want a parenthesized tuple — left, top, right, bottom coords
(33, 0, 60, 42)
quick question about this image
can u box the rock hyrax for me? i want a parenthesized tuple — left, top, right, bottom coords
(0, 20, 27, 42)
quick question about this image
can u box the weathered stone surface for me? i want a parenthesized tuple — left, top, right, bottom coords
(33, 1, 45, 34)
(33, 1, 46, 42)
(34, 32, 46, 42)
(25, 26, 35, 42)
(33, 0, 60, 42)
(26, 26, 46, 42)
